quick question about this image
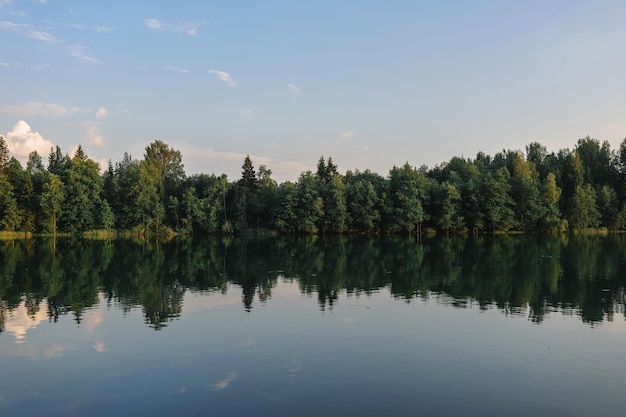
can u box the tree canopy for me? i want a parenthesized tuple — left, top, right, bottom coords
(1, 136, 626, 235)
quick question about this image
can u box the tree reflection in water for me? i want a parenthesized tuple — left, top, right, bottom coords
(1, 234, 625, 330)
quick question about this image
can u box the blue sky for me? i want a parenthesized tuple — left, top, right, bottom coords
(1, 0, 625, 182)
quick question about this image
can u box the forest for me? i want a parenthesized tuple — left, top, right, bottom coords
(1, 135, 626, 235)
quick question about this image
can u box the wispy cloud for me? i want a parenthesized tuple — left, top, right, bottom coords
(165, 65, 190, 74)
(340, 130, 354, 138)
(67, 43, 99, 63)
(0, 60, 9, 67)
(0, 20, 56, 42)
(144, 18, 201, 35)
(28, 29, 56, 42)
(208, 69, 237, 86)
(0, 20, 99, 63)
(287, 83, 300, 99)
(0, 0, 12, 8)
(1, 101, 85, 117)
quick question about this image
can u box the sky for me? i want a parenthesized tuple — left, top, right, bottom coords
(1, 0, 626, 183)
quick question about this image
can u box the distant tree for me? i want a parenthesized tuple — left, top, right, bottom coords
(295, 172, 323, 233)
(597, 185, 618, 229)
(62, 155, 103, 231)
(0, 135, 9, 175)
(482, 167, 516, 232)
(275, 181, 298, 232)
(388, 163, 427, 235)
(20, 172, 37, 232)
(0, 174, 20, 231)
(40, 174, 65, 235)
(99, 200, 115, 231)
(433, 182, 464, 235)
(48, 146, 71, 180)
(73, 144, 88, 161)
(540, 172, 565, 232)
(345, 175, 380, 233)
(510, 152, 543, 231)
(568, 184, 600, 230)
(239, 155, 257, 189)
(144, 140, 185, 198)
(26, 150, 45, 174)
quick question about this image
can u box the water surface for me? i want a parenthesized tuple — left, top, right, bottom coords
(1, 235, 625, 416)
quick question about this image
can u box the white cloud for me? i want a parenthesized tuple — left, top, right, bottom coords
(0, 61, 9, 67)
(239, 108, 254, 119)
(165, 65, 190, 74)
(1, 102, 83, 117)
(0, 1, 12, 8)
(96, 107, 109, 119)
(37, 0, 48, 4)
(144, 18, 200, 35)
(86, 125, 104, 148)
(4, 120, 55, 159)
(144, 18, 163, 30)
(208, 70, 237, 86)
(340, 130, 354, 138)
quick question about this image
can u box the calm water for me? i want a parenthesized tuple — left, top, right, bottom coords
(1, 235, 625, 417)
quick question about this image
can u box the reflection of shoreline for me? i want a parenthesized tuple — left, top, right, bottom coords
(0, 235, 625, 327)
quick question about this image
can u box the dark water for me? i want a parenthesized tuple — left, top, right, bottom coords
(1, 235, 625, 417)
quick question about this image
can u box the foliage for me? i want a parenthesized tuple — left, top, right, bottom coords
(2, 136, 626, 235)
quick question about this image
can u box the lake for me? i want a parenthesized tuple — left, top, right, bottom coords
(1, 235, 625, 417)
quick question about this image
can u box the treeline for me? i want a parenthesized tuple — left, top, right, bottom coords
(1, 135, 626, 235)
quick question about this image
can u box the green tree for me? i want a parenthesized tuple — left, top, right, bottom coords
(510, 152, 543, 231)
(388, 163, 427, 235)
(144, 140, 185, 198)
(47, 146, 70, 181)
(26, 150, 44, 174)
(62, 151, 103, 232)
(540, 172, 565, 232)
(482, 167, 516, 232)
(295, 172, 323, 233)
(99, 200, 115, 231)
(275, 181, 299, 232)
(40, 174, 65, 235)
(130, 161, 163, 235)
(345, 174, 380, 233)
(0, 174, 20, 231)
(433, 182, 464, 234)
(568, 184, 600, 230)
(597, 185, 618, 229)
(0, 135, 9, 175)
